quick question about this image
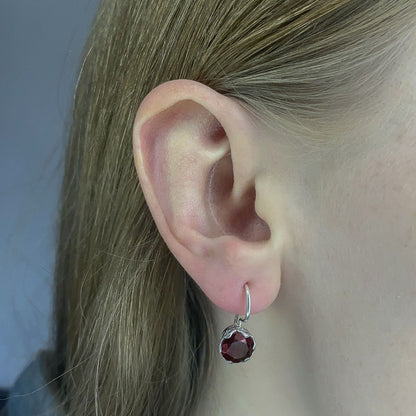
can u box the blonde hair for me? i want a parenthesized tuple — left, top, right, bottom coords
(43, 1, 415, 415)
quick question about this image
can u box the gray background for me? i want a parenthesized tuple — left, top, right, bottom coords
(0, 0, 100, 388)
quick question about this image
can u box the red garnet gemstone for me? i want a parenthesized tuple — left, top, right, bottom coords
(221, 331, 255, 363)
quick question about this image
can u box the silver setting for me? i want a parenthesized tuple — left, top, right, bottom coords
(219, 284, 256, 363)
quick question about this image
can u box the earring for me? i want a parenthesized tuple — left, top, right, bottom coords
(219, 283, 256, 363)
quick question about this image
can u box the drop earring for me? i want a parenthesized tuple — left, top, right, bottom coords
(219, 283, 256, 363)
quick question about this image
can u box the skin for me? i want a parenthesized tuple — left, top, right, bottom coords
(132, 36, 416, 415)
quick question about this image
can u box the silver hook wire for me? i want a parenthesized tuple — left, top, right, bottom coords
(233, 283, 251, 326)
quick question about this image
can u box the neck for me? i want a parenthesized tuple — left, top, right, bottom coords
(196, 288, 321, 415)
(196, 251, 416, 415)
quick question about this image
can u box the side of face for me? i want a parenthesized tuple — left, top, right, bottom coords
(131, 30, 416, 413)
(280, 34, 416, 411)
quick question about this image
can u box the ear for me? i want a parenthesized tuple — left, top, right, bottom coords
(132, 79, 285, 315)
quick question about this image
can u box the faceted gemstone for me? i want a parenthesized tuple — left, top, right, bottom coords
(220, 330, 255, 363)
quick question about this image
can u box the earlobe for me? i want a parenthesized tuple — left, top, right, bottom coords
(132, 79, 283, 316)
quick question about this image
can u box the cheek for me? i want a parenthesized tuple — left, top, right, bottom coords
(305, 130, 416, 389)
(360, 133, 416, 255)
(326, 128, 416, 316)
(347, 135, 416, 383)
(314, 127, 416, 326)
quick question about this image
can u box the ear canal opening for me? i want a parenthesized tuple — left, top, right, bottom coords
(207, 152, 271, 242)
